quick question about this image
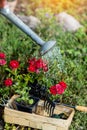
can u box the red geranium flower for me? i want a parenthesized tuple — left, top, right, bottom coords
(36, 58, 43, 69)
(56, 84, 65, 95)
(59, 81, 67, 90)
(50, 85, 57, 95)
(56, 81, 67, 94)
(28, 58, 37, 72)
(28, 57, 48, 73)
(0, 59, 6, 65)
(0, 52, 6, 59)
(27, 65, 36, 72)
(36, 58, 48, 72)
(28, 58, 36, 66)
(50, 81, 67, 95)
(9, 60, 19, 70)
(43, 66, 48, 72)
(4, 78, 13, 87)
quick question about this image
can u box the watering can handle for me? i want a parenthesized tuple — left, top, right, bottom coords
(0, 0, 7, 8)
(75, 106, 87, 112)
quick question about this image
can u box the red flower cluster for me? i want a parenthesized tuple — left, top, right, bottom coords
(27, 58, 48, 73)
(0, 52, 6, 59)
(4, 78, 13, 87)
(0, 52, 6, 66)
(0, 59, 6, 66)
(50, 81, 67, 95)
(9, 60, 19, 70)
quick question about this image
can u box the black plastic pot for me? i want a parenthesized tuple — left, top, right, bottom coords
(15, 96, 40, 113)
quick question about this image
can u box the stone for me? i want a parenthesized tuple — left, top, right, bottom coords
(56, 12, 83, 32)
(17, 15, 41, 30)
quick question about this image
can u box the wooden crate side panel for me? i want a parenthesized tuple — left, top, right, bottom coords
(42, 124, 57, 130)
(4, 107, 74, 130)
(42, 124, 69, 130)
(4, 115, 68, 130)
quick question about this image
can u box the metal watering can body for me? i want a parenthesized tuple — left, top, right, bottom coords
(0, 0, 56, 56)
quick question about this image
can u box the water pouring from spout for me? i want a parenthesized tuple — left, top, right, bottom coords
(42, 45, 64, 73)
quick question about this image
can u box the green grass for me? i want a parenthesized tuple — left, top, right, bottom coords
(0, 4, 87, 129)
(38, 15, 87, 130)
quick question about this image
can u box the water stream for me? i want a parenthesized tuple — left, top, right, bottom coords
(42, 45, 65, 81)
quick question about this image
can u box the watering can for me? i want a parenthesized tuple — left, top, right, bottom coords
(0, 0, 56, 56)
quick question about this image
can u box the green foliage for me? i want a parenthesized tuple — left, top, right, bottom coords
(33, 13, 87, 129)
(0, 16, 39, 61)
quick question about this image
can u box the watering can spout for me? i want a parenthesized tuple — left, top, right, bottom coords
(0, 0, 56, 55)
(40, 41, 56, 55)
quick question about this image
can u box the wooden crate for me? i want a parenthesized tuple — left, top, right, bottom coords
(4, 96, 75, 130)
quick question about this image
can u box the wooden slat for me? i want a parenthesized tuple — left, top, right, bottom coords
(4, 105, 75, 130)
